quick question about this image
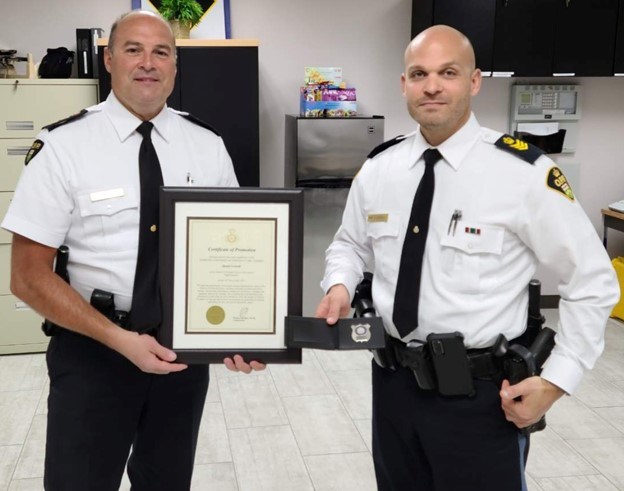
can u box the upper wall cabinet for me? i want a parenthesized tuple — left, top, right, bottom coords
(491, 0, 558, 76)
(614, 0, 624, 73)
(412, 0, 622, 77)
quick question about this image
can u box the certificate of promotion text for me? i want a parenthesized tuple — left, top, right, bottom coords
(186, 217, 276, 334)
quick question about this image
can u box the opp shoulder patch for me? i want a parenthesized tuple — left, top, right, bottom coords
(494, 134, 544, 164)
(546, 166, 575, 201)
(367, 135, 406, 159)
(25, 139, 44, 166)
(43, 109, 88, 132)
(180, 113, 221, 136)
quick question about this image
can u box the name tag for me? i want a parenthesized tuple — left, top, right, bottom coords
(90, 188, 125, 202)
(368, 213, 389, 223)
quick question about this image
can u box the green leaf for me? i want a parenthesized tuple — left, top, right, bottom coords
(158, 0, 205, 26)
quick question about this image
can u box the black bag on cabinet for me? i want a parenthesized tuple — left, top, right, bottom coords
(38, 47, 74, 78)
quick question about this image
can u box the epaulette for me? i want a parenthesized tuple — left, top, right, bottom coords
(494, 134, 544, 164)
(43, 109, 89, 132)
(180, 113, 221, 136)
(367, 135, 406, 160)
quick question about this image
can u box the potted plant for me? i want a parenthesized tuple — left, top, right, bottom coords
(158, 0, 204, 39)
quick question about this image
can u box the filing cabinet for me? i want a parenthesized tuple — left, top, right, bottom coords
(0, 79, 98, 354)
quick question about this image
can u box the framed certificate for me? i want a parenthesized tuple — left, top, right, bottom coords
(159, 187, 303, 364)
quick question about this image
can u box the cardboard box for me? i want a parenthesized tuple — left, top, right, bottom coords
(321, 88, 356, 101)
(304, 67, 343, 86)
(300, 101, 357, 118)
(300, 86, 357, 102)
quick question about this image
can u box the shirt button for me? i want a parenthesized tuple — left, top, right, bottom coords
(413, 225, 420, 234)
(467, 243, 473, 250)
(150, 224, 157, 232)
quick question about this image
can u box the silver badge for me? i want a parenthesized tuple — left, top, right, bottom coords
(351, 323, 371, 343)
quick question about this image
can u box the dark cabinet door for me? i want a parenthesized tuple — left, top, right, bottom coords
(432, 0, 497, 73)
(492, 0, 559, 76)
(553, 0, 618, 76)
(178, 47, 259, 187)
(411, 0, 496, 73)
(615, 0, 624, 73)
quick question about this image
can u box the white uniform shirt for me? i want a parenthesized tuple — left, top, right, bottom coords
(321, 113, 619, 394)
(2, 92, 238, 312)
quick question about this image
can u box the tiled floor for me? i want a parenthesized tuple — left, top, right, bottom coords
(1, 313, 624, 490)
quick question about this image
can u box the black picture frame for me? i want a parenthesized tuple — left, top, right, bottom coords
(159, 187, 303, 364)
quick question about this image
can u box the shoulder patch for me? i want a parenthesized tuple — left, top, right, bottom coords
(24, 139, 44, 166)
(546, 166, 574, 201)
(43, 109, 88, 132)
(181, 113, 220, 136)
(494, 134, 544, 164)
(367, 135, 406, 159)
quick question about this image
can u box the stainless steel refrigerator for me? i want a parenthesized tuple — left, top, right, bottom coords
(284, 115, 385, 314)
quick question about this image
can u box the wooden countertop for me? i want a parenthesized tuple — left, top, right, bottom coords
(602, 208, 624, 220)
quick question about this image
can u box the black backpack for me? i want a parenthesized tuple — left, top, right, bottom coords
(38, 47, 74, 78)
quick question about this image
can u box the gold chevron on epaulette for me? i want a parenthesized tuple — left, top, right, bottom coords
(503, 136, 528, 151)
(494, 134, 544, 164)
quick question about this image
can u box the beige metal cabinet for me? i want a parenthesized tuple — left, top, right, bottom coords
(0, 79, 98, 354)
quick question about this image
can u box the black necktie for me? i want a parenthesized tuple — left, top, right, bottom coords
(128, 121, 164, 332)
(392, 148, 442, 338)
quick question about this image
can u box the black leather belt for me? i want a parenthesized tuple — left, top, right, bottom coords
(387, 336, 502, 380)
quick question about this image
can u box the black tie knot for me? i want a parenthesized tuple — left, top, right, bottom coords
(423, 148, 442, 168)
(136, 121, 154, 139)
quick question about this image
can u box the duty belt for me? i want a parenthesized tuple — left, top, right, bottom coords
(387, 336, 502, 380)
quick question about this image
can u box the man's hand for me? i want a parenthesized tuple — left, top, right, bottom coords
(223, 355, 266, 374)
(314, 284, 351, 325)
(114, 330, 188, 374)
(222, 283, 354, 374)
(500, 376, 565, 428)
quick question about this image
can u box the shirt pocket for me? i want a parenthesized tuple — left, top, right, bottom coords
(365, 212, 401, 270)
(76, 188, 139, 252)
(440, 222, 504, 294)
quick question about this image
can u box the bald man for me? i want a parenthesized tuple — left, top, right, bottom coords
(3, 10, 263, 491)
(315, 25, 618, 490)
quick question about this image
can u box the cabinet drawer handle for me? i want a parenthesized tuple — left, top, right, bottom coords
(7, 147, 30, 156)
(5, 121, 35, 131)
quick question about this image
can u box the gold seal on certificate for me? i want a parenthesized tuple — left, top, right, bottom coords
(206, 306, 226, 325)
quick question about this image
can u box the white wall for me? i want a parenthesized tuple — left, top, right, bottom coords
(228, 0, 414, 186)
(2, 0, 624, 288)
(0, 0, 127, 71)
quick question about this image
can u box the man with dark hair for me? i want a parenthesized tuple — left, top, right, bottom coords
(2, 10, 262, 491)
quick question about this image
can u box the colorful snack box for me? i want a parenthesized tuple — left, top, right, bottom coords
(321, 88, 356, 101)
(304, 67, 343, 86)
(300, 101, 357, 118)
(300, 86, 357, 102)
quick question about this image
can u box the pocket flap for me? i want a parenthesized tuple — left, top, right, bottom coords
(366, 212, 400, 239)
(440, 222, 504, 255)
(77, 188, 138, 217)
